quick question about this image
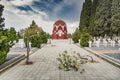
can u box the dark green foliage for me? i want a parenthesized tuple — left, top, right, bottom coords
(80, 33, 92, 47)
(40, 32, 48, 43)
(72, 33, 79, 43)
(0, 51, 7, 64)
(111, 0, 120, 36)
(30, 32, 48, 48)
(24, 21, 48, 63)
(4, 28, 19, 45)
(0, 28, 19, 64)
(89, 0, 99, 36)
(24, 20, 48, 48)
(0, 4, 9, 64)
(79, 0, 120, 37)
(0, 4, 19, 64)
(31, 20, 36, 26)
(72, 28, 81, 43)
(79, 0, 92, 32)
(31, 35, 42, 48)
(94, 0, 112, 36)
(0, 4, 5, 30)
(17, 32, 22, 39)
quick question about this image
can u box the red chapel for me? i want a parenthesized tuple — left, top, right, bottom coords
(52, 20, 68, 39)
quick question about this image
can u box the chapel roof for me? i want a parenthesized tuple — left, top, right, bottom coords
(54, 20, 66, 26)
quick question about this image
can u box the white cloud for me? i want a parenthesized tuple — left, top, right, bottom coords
(1, 0, 83, 34)
(7, 0, 34, 6)
(66, 21, 79, 34)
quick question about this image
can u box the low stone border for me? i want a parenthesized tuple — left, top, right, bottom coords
(0, 54, 26, 74)
(74, 43, 120, 68)
(84, 47, 120, 68)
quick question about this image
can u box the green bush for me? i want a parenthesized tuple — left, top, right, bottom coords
(0, 5, 19, 64)
(40, 32, 48, 43)
(80, 33, 92, 47)
(72, 33, 80, 43)
(24, 32, 48, 48)
(0, 28, 18, 64)
(31, 32, 48, 48)
(31, 35, 43, 48)
(72, 28, 81, 43)
(0, 51, 7, 64)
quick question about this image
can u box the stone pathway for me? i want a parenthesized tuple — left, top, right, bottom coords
(0, 40, 120, 80)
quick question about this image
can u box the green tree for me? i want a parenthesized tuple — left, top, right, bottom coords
(72, 28, 81, 43)
(0, 4, 8, 64)
(79, 0, 120, 37)
(80, 33, 92, 47)
(24, 28, 35, 64)
(93, 0, 112, 36)
(24, 20, 48, 63)
(79, 0, 92, 32)
(31, 34, 43, 48)
(40, 32, 48, 43)
(89, 0, 99, 36)
(111, 0, 120, 36)
(0, 4, 18, 64)
(0, 4, 5, 30)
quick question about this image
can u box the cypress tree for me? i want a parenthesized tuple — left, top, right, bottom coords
(111, 0, 120, 36)
(89, 0, 99, 36)
(0, 4, 5, 30)
(79, 0, 120, 37)
(94, 0, 112, 36)
(79, 0, 92, 32)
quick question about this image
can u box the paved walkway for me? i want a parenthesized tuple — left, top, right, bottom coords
(0, 40, 120, 80)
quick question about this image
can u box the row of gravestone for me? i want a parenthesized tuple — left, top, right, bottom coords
(12, 39, 31, 49)
(88, 37, 120, 48)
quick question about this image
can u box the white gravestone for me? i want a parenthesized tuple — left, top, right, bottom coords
(111, 40, 115, 47)
(98, 38, 101, 43)
(107, 38, 111, 43)
(88, 41, 92, 47)
(96, 40, 100, 47)
(93, 37, 96, 43)
(103, 38, 106, 42)
(118, 40, 120, 46)
(103, 40, 107, 47)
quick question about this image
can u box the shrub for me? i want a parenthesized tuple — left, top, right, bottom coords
(0, 51, 7, 64)
(0, 28, 18, 64)
(0, 5, 19, 64)
(40, 32, 48, 43)
(31, 35, 43, 48)
(72, 33, 80, 43)
(72, 28, 81, 43)
(56, 51, 87, 71)
(80, 33, 92, 47)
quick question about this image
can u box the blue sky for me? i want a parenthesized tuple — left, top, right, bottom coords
(1, 0, 84, 34)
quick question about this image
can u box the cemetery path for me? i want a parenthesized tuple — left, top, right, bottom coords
(0, 40, 120, 80)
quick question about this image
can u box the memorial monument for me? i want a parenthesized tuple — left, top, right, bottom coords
(52, 20, 68, 39)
